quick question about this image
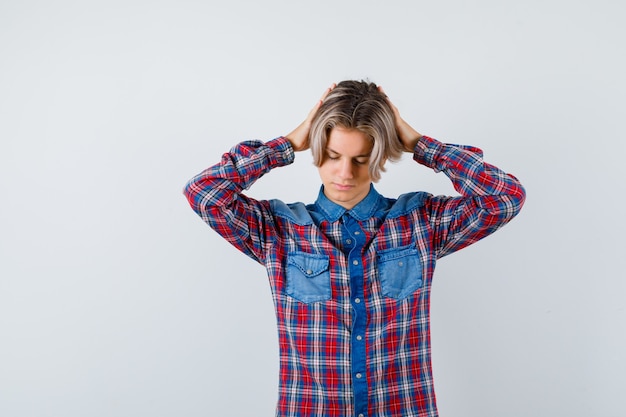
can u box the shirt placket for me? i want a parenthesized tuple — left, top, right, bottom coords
(341, 213, 368, 417)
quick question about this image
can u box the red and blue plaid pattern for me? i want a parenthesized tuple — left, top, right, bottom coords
(184, 136, 525, 417)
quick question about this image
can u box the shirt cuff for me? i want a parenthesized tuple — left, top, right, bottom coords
(413, 135, 444, 170)
(267, 136, 296, 167)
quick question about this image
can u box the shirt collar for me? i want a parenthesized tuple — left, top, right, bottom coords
(315, 184, 383, 222)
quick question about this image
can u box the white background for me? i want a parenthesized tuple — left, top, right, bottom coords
(1, 0, 624, 416)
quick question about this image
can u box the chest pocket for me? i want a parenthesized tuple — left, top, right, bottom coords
(378, 246, 423, 300)
(286, 252, 331, 304)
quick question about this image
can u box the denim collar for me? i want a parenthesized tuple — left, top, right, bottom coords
(315, 184, 383, 222)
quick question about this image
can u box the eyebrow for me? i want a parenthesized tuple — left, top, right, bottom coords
(326, 148, 372, 158)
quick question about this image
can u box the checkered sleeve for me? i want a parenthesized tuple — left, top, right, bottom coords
(414, 135, 526, 258)
(183, 137, 295, 263)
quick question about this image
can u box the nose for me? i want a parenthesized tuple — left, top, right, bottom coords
(338, 159, 354, 179)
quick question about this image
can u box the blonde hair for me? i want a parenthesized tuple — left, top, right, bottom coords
(309, 80, 403, 182)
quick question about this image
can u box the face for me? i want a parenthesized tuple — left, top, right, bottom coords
(317, 126, 374, 210)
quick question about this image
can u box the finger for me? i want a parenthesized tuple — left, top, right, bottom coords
(378, 86, 393, 105)
(380, 87, 400, 116)
(320, 83, 336, 102)
(305, 84, 335, 121)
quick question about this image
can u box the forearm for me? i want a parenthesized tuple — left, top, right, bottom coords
(183, 137, 294, 262)
(413, 135, 526, 257)
(413, 135, 526, 210)
(184, 137, 294, 216)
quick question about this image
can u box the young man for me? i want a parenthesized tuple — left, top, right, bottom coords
(184, 80, 526, 417)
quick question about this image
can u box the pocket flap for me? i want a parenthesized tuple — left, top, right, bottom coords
(287, 253, 329, 278)
(286, 252, 331, 304)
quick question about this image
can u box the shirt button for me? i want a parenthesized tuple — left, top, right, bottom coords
(346, 239, 352, 244)
(306, 269, 312, 274)
(356, 373, 362, 379)
(353, 260, 358, 265)
(358, 414, 364, 417)
(398, 261, 403, 267)
(354, 231, 360, 235)
(356, 335, 363, 341)
(354, 298, 361, 304)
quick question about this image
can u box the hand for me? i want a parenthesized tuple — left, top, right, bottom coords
(379, 86, 423, 152)
(286, 84, 336, 152)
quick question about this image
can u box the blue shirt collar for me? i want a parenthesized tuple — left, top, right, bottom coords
(315, 184, 383, 222)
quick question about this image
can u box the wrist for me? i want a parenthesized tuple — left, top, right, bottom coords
(405, 135, 423, 153)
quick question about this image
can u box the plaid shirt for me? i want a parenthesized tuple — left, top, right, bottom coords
(184, 135, 525, 417)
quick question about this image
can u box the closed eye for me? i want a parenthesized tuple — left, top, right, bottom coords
(325, 153, 369, 164)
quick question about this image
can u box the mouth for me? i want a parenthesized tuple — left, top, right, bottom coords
(333, 183, 354, 191)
